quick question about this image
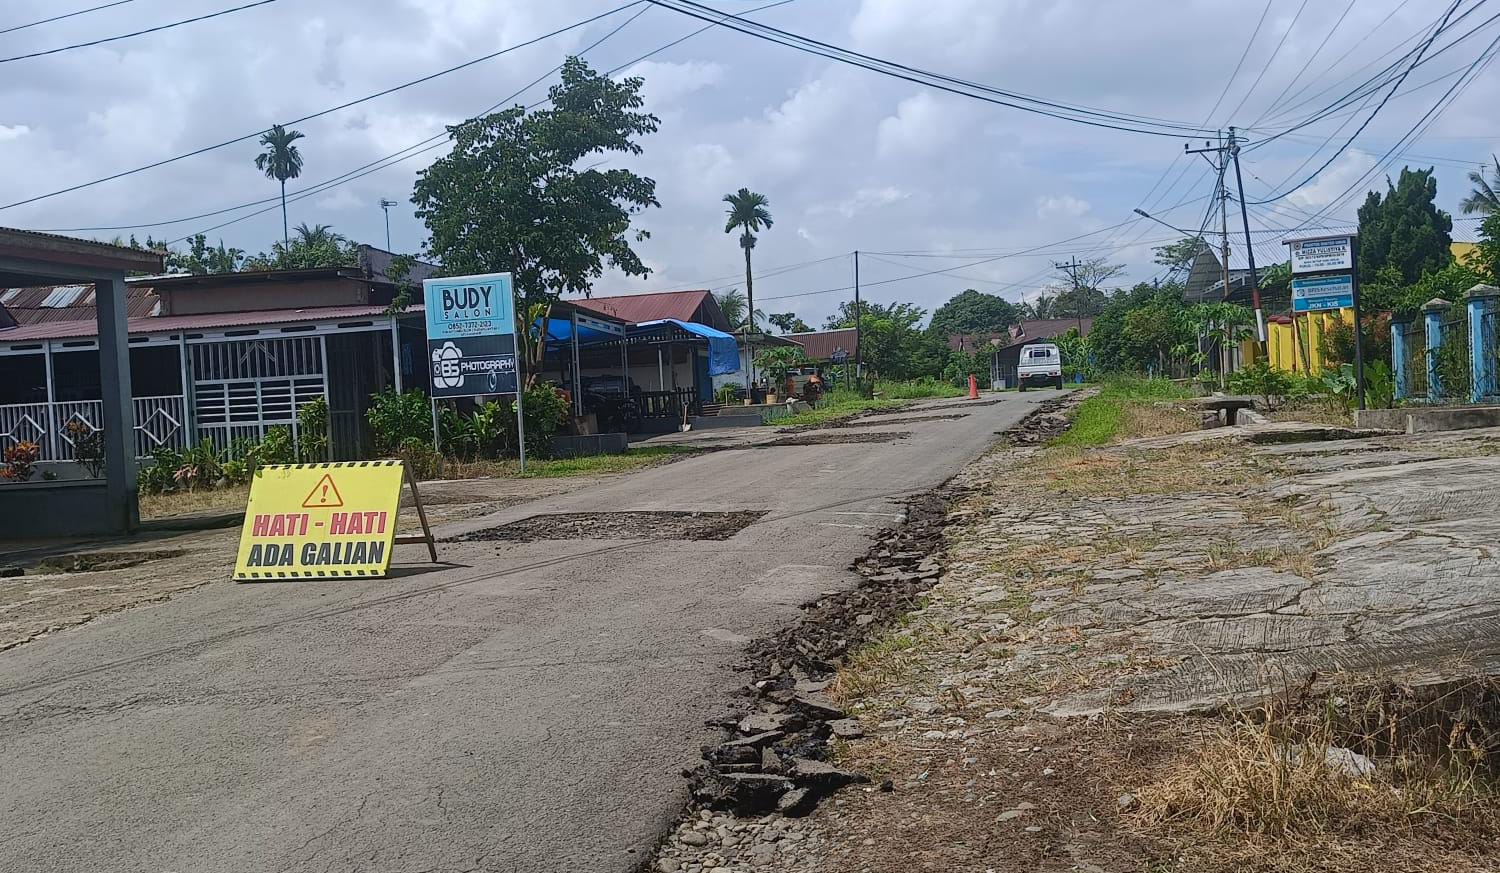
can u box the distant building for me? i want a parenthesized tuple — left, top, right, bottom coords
(990, 318, 1093, 388)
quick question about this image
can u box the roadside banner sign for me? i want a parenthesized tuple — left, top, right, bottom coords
(423, 272, 518, 399)
(1288, 235, 1353, 275)
(234, 461, 410, 581)
(1291, 274, 1355, 312)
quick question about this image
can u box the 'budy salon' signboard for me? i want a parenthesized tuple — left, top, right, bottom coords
(422, 273, 519, 398)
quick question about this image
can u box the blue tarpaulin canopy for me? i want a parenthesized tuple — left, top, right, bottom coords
(633, 319, 740, 375)
(538, 316, 621, 346)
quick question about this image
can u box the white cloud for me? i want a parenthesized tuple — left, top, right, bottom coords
(1287, 151, 1379, 210)
(0, 124, 30, 142)
(313, 189, 364, 211)
(1035, 194, 1090, 220)
(627, 60, 726, 106)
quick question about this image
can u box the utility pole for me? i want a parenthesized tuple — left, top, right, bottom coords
(853, 250, 862, 382)
(1217, 133, 1233, 386)
(1054, 255, 1083, 334)
(379, 198, 398, 251)
(1227, 127, 1266, 350)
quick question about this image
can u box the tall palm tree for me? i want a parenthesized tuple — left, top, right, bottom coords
(255, 124, 306, 249)
(1461, 155, 1500, 215)
(292, 222, 340, 248)
(723, 188, 773, 389)
(713, 289, 747, 329)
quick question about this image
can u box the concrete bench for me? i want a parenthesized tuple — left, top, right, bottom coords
(1196, 395, 1258, 426)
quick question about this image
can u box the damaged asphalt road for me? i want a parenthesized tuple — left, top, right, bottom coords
(0, 390, 1064, 873)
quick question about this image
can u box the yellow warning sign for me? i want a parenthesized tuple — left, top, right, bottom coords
(234, 461, 405, 581)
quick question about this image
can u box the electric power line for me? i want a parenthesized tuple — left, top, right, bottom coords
(0, 0, 279, 65)
(0, 1, 645, 212)
(645, 0, 1223, 138)
(0, 0, 140, 36)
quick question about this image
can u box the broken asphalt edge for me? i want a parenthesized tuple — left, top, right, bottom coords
(637, 391, 1087, 872)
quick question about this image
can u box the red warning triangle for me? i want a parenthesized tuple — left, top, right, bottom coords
(301, 473, 344, 508)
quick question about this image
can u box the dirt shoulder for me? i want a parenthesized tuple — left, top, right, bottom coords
(663, 403, 1500, 872)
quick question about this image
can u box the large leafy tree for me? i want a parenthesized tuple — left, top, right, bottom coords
(254, 124, 306, 250)
(823, 300, 939, 378)
(1153, 235, 1208, 270)
(1462, 155, 1500, 215)
(413, 57, 660, 376)
(928, 289, 1018, 336)
(1356, 167, 1452, 286)
(723, 188, 773, 337)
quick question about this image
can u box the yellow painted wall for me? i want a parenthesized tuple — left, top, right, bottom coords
(1261, 310, 1352, 376)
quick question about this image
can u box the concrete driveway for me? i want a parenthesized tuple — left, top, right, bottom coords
(0, 390, 1058, 873)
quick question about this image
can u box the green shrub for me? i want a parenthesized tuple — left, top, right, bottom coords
(138, 446, 182, 495)
(368, 389, 434, 455)
(1228, 361, 1293, 408)
(296, 396, 329, 462)
(173, 438, 223, 491)
(397, 437, 443, 480)
(253, 426, 296, 467)
(714, 384, 739, 405)
(521, 384, 569, 460)
(880, 377, 964, 399)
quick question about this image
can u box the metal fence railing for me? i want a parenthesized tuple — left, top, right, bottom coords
(1403, 319, 1428, 400)
(1435, 307, 1472, 402)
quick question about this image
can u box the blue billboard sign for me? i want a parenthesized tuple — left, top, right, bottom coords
(422, 273, 519, 398)
(1291, 274, 1354, 313)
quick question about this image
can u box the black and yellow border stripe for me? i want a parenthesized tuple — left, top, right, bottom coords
(235, 569, 381, 581)
(256, 460, 403, 471)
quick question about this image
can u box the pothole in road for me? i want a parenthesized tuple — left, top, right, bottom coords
(760, 431, 911, 447)
(29, 550, 188, 575)
(861, 398, 1004, 415)
(850, 413, 969, 426)
(452, 510, 768, 543)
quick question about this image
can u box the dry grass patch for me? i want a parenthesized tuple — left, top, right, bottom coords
(139, 485, 249, 519)
(1121, 400, 1203, 440)
(1125, 678, 1500, 870)
(1039, 443, 1267, 498)
(1269, 401, 1355, 427)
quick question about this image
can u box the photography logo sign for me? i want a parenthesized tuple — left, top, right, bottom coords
(423, 273, 519, 398)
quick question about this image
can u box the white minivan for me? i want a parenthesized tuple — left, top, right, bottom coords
(1017, 342, 1064, 391)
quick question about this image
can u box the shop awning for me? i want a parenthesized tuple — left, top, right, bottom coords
(633, 319, 740, 375)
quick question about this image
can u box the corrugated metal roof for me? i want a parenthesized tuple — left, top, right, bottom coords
(1, 283, 160, 324)
(0, 302, 422, 343)
(571, 290, 728, 330)
(787, 328, 858, 360)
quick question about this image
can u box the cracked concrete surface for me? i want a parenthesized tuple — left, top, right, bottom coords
(938, 424, 1500, 718)
(0, 390, 1064, 873)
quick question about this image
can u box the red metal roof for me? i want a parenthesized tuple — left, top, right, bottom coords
(570, 290, 728, 330)
(0, 283, 160, 324)
(0, 303, 421, 343)
(787, 328, 858, 361)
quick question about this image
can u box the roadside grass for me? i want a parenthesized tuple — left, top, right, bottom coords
(773, 388, 904, 428)
(1126, 678, 1500, 868)
(1051, 376, 1197, 447)
(441, 445, 701, 479)
(138, 446, 700, 519)
(878, 378, 966, 400)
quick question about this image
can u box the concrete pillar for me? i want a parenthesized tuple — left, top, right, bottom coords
(1391, 317, 1410, 402)
(1465, 284, 1500, 402)
(1423, 298, 1450, 403)
(95, 273, 138, 532)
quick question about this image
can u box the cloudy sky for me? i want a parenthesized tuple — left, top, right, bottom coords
(2, 0, 1497, 326)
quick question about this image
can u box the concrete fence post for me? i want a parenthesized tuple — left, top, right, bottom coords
(1391, 317, 1410, 401)
(1423, 298, 1450, 403)
(1465, 284, 1500, 403)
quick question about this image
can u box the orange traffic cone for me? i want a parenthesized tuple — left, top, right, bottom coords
(968, 374, 979, 400)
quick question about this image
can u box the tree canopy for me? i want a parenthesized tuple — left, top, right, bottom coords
(243, 223, 358, 271)
(767, 311, 812, 333)
(824, 300, 943, 378)
(928, 289, 1018, 336)
(1356, 167, 1453, 286)
(413, 57, 660, 370)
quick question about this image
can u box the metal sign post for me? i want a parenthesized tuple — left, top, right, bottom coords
(1286, 233, 1363, 409)
(423, 272, 526, 470)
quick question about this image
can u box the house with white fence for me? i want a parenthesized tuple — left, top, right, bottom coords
(0, 251, 432, 474)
